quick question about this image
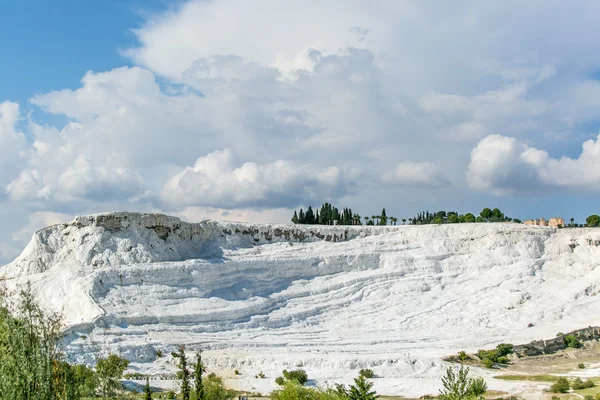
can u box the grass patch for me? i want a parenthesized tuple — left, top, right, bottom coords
(494, 374, 560, 382)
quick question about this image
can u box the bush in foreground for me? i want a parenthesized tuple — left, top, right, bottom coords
(439, 366, 487, 400)
(549, 377, 570, 393)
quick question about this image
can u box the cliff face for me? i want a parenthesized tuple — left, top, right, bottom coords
(3, 212, 384, 278)
(2, 213, 600, 397)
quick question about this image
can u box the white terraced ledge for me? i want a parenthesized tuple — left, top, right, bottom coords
(2, 212, 600, 397)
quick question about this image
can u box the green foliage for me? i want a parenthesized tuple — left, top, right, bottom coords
(458, 351, 470, 361)
(282, 369, 308, 385)
(359, 369, 374, 379)
(439, 366, 487, 400)
(276, 376, 286, 386)
(293, 203, 363, 226)
(578, 363, 586, 369)
(156, 349, 163, 357)
(201, 372, 236, 400)
(564, 334, 582, 348)
(167, 391, 176, 399)
(348, 375, 377, 400)
(477, 343, 513, 367)
(234, 369, 240, 375)
(586, 214, 600, 227)
(468, 377, 487, 397)
(572, 377, 595, 390)
(584, 395, 594, 400)
(0, 283, 65, 400)
(549, 377, 570, 393)
(410, 208, 512, 225)
(256, 372, 266, 379)
(179, 345, 191, 400)
(272, 381, 318, 400)
(194, 351, 206, 400)
(144, 376, 152, 400)
(96, 354, 129, 398)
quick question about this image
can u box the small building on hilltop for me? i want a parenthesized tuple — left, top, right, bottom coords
(523, 217, 564, 228)
(548, 217, 565, 228)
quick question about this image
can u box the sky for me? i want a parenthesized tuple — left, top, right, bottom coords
(2, 0, 600, 263)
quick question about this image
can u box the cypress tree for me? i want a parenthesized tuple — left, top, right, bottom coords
(298, 209, 305, 224)
(380, 208, 387, 225)
(291, 211, 299, 224)
(179, 345, 191, 400)
(144, 376, 152, 400)
(194, 351, 205, 400)
(315, 210, 320, 225)
(305, 207, 315, 224)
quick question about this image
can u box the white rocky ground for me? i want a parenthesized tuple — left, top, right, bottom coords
(2, 212, 600, 398)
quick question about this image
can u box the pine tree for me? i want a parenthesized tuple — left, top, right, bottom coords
(194, 351, 205, 400)
(144, 376, 152, 400)
(179, 345, 191, 400)
(291, 211, 299, 224)
(315, 210, 320, 224)
(298, 209, 305, 224)
(348, 375, 377, 400)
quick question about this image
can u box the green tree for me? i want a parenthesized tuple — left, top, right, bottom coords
(144, 376, 152, 400)
(348, 375, 377, 400)
(291, 211, 299, 224)
(438, 366, 488, 400)
(194, 351, 205, 400)
(179, 345, 191, 400)
(491, 208, 504, 221)
(480, 208, 493, 221)
(96, 354, 129, 399)
(379, 208, 387, 225)
(204, 373, 236, 400)
(550, 377, 570, 393)
(282, 369, 308, 385)
(586, 214, 600, 227)
(448, 214, 459, 224)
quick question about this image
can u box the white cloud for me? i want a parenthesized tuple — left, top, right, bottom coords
(384, 161, 450, 188)
(467, 134, 600, 195)
(0, 101, 27, 187)
(161, 149, 354, 208)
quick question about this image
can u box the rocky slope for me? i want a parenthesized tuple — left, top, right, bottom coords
(2, 212, 600, 397)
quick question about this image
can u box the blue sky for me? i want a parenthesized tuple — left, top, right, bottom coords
(2, 0, 600, 263)
(0, 1, 174, 104)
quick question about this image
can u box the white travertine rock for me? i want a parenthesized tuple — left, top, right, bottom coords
(2, 212, 600, 397)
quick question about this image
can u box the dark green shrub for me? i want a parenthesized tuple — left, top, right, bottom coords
(497, 356, 509, 364)
(275, 376, 285, 386)
(156, 349, 163, 357)
(255, 372, 266, 379)
(167, 391, 175, 399)
(483, 359, 494, 368)
(359, 368, 375, 379)
(458, 351, 469, 361)
(584, 395, 594, 400)
(571, 377, 594, 391)
(550, 377, 570, 393)
(495, 343, 514, 357)
(234, 369, 240, 375)
(171, 352, 179, 358)
(282, 369, 308, 385)
(564, 334, 582, 348)
(578, 363, 585, 369)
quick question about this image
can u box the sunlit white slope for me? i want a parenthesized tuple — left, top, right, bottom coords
(3, 212, 600, 397)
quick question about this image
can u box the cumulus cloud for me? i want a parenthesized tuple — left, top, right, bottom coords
(467, 134, 600, 195)
(0, 101, 27, 187)
(161, 149, 354, 208)
(384, 161, 450, 188)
